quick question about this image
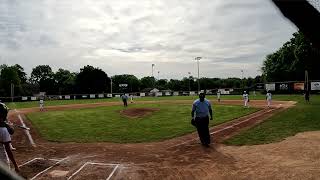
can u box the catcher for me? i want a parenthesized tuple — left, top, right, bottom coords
(0, 103, 19, 173)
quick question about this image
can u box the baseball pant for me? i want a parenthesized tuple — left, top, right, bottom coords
(123, 100, 128, 107)
(195, 116, 211, 145)
(244, 99, 248, 107)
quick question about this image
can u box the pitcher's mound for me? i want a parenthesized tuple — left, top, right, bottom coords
(120, 108, 160, 118)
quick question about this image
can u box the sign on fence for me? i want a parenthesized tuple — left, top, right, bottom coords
(90, 94, 95, 98)
(107, 94, 113, 98)
(115, 95, 121, 98)
(189, 91, 195, 95)
(173, 92, 179, 96)
(65, 95, 71, 99)
(265, 84, 275, 91)
(294, 83, 304, 91)
(165, 92, 171, 96)
(140, 93, 145, 97)
(279, 83, 289, 90)
(98, 94, 104, 98)
(22, 97, 28, 101)
(311, 82, 320, 90)
(156, 92, 163, 97)
(31, 97, 37, 101)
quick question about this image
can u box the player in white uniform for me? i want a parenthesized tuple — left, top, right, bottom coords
(39, 98, 44, 111)
(243, 91, 249, 107)
(217, 91, 221, 102)
(266, 91, 272, 107)
(0, 103, 19, 172)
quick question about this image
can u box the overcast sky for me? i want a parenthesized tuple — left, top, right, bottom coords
(0, 0, 297, 79)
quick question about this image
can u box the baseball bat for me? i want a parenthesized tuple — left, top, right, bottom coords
(5, 122, 30, 131)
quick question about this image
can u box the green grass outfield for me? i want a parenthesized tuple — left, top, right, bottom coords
(225, 95, 320, 145)
(8, 94, 300, 109)
(26, 103, 258, 143)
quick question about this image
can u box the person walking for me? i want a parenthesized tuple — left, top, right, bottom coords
(121, 93, 128, 107)
(217, 91, 221, 102)
(191, 92, 213, 147)
(266, 91, 272, 107)
(243, 91, 249, 108)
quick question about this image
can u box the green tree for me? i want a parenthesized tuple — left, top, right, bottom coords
(75, 65, 110, 93)
(140, 76, 156, 89)
(0, 66, 21, 97)
(262, 32, 320, 81)
(54, 69, 76, 94)
(111, 74, 140, 93)
(30, 65, 54, 83)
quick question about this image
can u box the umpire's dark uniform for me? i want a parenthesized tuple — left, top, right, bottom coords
(191, 93, 213, 147)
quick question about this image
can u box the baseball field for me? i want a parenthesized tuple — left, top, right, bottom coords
(7, 94, 320, 179)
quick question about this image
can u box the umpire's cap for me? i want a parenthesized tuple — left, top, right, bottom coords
(0, 103, 9, 119)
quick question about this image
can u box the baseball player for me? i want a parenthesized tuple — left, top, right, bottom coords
(266, 91, 272, 107)
(130, 95, 134, 103)
(121, 93, 129, 107)
(217, 91, 221, 102)
(191, 92, 213, 147)
(243, 91, 249, 107)
(39, 98, 44, 111)
(0, 103, 19, 173)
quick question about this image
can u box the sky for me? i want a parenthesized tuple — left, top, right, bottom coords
(0, 0, 297, 79)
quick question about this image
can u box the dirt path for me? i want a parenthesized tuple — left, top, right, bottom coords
(7, 100, 318, 180)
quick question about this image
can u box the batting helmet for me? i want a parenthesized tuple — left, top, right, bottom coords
(0, 103, 9, 119)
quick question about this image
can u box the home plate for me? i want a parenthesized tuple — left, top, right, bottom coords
(49, 170, 69, 178)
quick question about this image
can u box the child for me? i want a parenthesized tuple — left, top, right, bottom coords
(39, 98, 44, 111)
(0, 103, 19, 172)
(266, 91, 272, 107)
(243, 91, 249, 108)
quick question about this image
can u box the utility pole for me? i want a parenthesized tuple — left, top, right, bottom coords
(158, 71, 160, 80)
(195, 57, 202, 92)
(10, 82, 14, 102)
(110, 77, 113, 94)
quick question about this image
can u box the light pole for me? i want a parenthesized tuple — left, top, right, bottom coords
(188, 72, 191, 91)
(110, 77, 113, 94)
(195, 57, 202, 92)
(158, 71, 160, 80)
(241, 69, 244, 88)
(152, 64, 155, 77)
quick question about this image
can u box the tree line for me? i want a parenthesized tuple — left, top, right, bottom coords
(0, 64, 263, 97)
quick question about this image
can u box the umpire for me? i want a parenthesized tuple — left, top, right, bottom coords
(191, 92, 213, 147)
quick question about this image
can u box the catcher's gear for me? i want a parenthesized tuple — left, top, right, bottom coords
(0, 103, 9, 119)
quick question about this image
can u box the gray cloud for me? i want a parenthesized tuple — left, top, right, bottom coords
(0, 0, 296, 79)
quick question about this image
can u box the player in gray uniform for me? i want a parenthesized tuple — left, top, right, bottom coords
(191, 92, 213, 147)
(0, 103, 19, 173)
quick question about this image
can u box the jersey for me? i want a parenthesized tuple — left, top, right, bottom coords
(39, 99, 44, 104)
(266, 93, 272, 100)
(217, 92, 221, 99)
(243, 93, 249, 100)
(192, 99, 212, 118)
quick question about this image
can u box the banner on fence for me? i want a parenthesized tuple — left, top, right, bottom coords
(98, 94, 104, 98)
(173, 92, 179, 96)
(165, 92, 171, 96)
(140, 93, 145, 97)
(22, 97, 28, 101)
(107, 94, 112, 98)
(31, 97, 37, 101)
(156, 92, 163, 97)
(189, 91, 195, 95)
(65, 95, 71, 99)
(294, 83, 304, 91)
(265, 84, 275, 91)
(311, 82, 320, 90)
(279, 83, 289, 91)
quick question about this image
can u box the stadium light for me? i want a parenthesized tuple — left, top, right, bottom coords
(195, 57, 202, 92)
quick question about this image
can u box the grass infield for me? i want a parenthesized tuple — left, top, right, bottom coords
(26, 103, 258, 143)
(225, 95, 320, 145)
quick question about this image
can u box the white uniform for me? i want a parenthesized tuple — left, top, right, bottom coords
(39, 99, 44, 111)
(0, 127, 11, 167)
(266, 92, 272, 107)
(243, 93, 249, 107)
(217, 92, 221, 102)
